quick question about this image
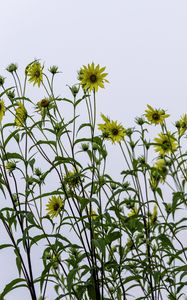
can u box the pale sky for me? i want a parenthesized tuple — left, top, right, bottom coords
(1, 1, 187, 299)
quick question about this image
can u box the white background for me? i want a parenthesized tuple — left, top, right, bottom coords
(0, 1, 187, 299)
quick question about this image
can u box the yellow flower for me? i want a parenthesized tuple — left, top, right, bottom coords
(145, 104, 169, 125)
(107, 121, 126, 143)
(154, 158, 165, 170)
(154, 132, 177, 156)
(27, 62, 43, 87)
(78, 62, 108, 92)
(179, 114, 187, 136)
(36, 98, 50, 120)
(15, 102, 27, 127)
(46, 196, 64, 218)
(0, 100, 5, 122)
(98, 114, 125, 143)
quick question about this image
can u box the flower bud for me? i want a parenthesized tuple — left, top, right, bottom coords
(110, 182, 117, 190)
(125, 128, 133, 136)
(6, 90, 15, 100)
(49, 65, 59, 74)
(81, 143, 89, 151)
(70, 85, 79, 97)
(6, 161, 16, 173)
(6, 63, 18, 73)
(35, 168, 42, 177)
(0, 76, 5, 86)
(135, 117, 145, 125)
(92, 143, 98, 151)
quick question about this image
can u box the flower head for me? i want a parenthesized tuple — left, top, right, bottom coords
(154, 132, 177, 156)
(27, 62, 43, 87)
(0, 100, 5, 122)
(36, 98, 50, 110)
(46, 196, 64, 218)
(15, 102, 27, 127)
(98, 114, 125, 143)
(36, 98, 51, 120)
(107, 121, 126, 143)
(145, 105, 169, 125)
(78, 62, 108, 92)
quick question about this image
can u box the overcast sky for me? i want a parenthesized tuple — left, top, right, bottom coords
(1, 1, 187, 299)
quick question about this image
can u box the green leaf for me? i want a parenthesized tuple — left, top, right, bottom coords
(105, 231, 121, 244)
(28, 158, 35, 171)
(67, 268, 77, 291)
(92, 238, 105, 256)
(157, 234, 174, 250)
(77, 123, 92, 134)
(0, 278, 26, 298)
(2, 152, 23, 161)
(29, 140, 56, 152)
(3, 129, 21, 147)
(0, 244, 13, 250)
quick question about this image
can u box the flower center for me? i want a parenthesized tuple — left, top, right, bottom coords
(40, 99, 49, 107)
(152, 113, 160, 120)
(53, 203, 60, 211)
(34, 70, 41, 78)
(90, 74, 97, 83)
(111, 128, 119, 135)
(162, 140, 170, 150)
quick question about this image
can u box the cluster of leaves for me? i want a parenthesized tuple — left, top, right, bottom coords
(0, 61, 187, 300)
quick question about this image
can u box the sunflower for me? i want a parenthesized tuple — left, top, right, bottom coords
(46, 196, 64, 218)
(27, 62, 43, 87)
(0, 100, 5, 122)
(36, 98, 50, 120)
(154, 132, 178, 155)
(78, 62, 108, 92)
(145, 104, 169, 125)
(107, 121, 126, 143)
(178, 114, 187, 136)
(98, 114, 125, 143)
(15, 102, 27, 127)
